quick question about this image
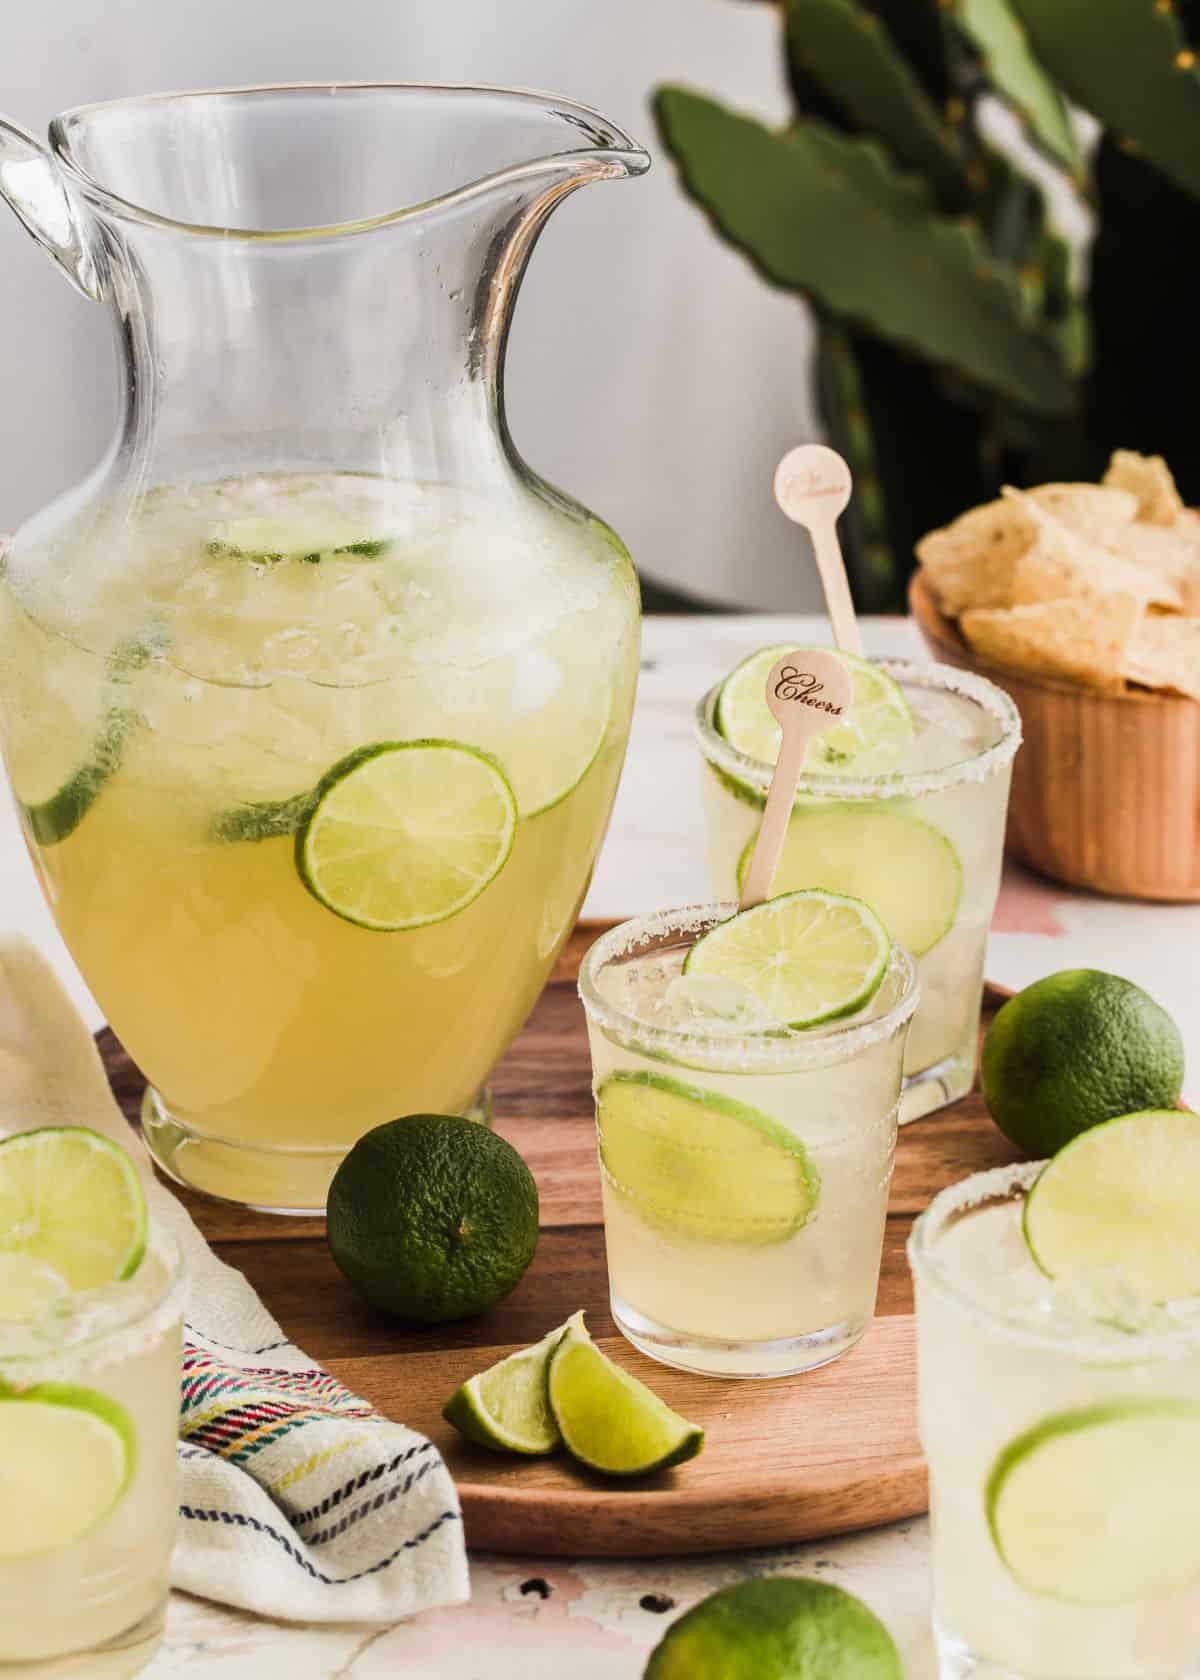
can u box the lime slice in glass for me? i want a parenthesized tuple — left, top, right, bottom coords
(0, 1128, 146, 1289)
(0, 1254, 69, 1323)
(0, 1383, 136, 1559)
(597, 1071, 818, 1246)
(442, 1321, 569, 1455)
(716, 645, 914, 775)
(737, 804, 961, 958)
(1023, 1109, 1200, 1300)
(207, 516, 394, 563)
(296, 740, 517, 931)
(547, 1313, 704, 1475)
(986, 1399, 1200, 1605)
(684, 889, 890, 1027)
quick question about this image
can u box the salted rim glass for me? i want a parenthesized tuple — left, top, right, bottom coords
(695, 658, 1022, 802)
(578, 901, 920, 1075)
(908, 1161, 1200, 1363)
(0, 1220, 186, 1385)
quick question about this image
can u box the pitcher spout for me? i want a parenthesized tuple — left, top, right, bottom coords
(0, 116, 102, 300)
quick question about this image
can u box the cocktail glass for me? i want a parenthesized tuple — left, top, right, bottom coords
(0, 85, 648, 1211)
(578, 904, 919, 1378)
(696, 659, 1020, 1123)
(0, 1223, 184, 1677)
(909, 1162, 1200, 1680)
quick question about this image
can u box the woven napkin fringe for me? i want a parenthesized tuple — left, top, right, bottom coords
(0, 936, 470, 1623)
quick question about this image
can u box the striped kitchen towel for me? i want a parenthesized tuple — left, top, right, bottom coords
(0, 937, 470, 1622)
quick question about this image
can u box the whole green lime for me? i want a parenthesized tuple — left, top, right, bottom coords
(982, 970, 1184, 1157)
(644, 1578, 903, 1680)
(326, 1115, 539, 1323)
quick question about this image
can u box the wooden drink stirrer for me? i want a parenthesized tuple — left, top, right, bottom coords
(739, 445, 861, 908)
(773, 443, 863, 658)
(739, 649, 854, 908)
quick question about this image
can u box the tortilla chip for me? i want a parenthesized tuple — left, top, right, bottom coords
(1027, 482, 1138, 540)
(960, 595, 1141, 693)
(915, 498, 1033, 615)
(1103, 450, 1184, 525)
(1106, 522, 1200, 611)
(1004, 489, 1184, 612)
(1122, 615, 1200, 701)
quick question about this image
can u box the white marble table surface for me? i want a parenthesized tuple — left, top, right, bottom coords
(2, 613, 1197, 1679)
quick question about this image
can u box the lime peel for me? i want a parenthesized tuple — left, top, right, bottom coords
(547, 1313, 704, 1476)
(0, 1382, 136, 1560)
(986, 1398, 1200, 1605)
(683, 889, 890, 1028)
(296, 739, 517, 931)
(442, 1321, 570, 1455)
(1022, 1108, 1200, 1301)
(0, 1128, 147, 1290)
(597, 1070, 818, 1247)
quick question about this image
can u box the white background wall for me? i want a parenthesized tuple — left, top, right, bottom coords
(0, 0, 825, 610)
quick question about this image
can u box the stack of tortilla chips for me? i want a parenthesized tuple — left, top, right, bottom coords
(916, 451, 1200, 700)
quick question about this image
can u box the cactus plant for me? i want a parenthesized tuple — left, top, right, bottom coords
(655, 0, 1200, 607)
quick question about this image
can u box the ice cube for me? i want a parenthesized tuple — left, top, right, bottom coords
(1053, 1265, 1165, 1334)
(664, 974, 783, 1035)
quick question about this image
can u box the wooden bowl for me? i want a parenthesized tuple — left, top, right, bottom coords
(909, 571, 1200, 901)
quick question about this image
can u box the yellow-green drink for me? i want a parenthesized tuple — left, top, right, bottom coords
(0, 1224, 184, 1677)
(579, 904, 918, 1378)
(0, 474, 638, 1209)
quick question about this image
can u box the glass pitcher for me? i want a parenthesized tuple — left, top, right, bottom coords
(0, 84, 647, 1212)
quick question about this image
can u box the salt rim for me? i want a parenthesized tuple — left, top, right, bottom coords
(908, 1161, 1200, 1362)
(0, 1220, 185, 1384)
(578, 901, 919, 1074)
(696, 657, 1022, 802)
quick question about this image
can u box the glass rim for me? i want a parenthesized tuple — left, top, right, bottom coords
(49, 81, 651, 242)
(0, 1217, 186, 1378)
(578, 901, 920, 1074)
(908, 1161, 1200, 1360)
(695, 657, 1022, 802)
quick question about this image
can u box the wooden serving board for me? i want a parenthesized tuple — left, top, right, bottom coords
(99, 923, 1023, 1558)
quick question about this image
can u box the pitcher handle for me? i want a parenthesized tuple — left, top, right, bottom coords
(0, 117, 103, 301)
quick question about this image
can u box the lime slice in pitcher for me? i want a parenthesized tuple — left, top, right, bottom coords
(736, 804, 961, 957)
(207, 516, 394, 563)
(683, 889, 890, 1027)
(297, 740, 517, 930)
(0, 1128, 147, 1289)
(716, 646, 914, 774)
(596, 1071, 818, 1246)
(986, 1399, 1200, 1605)
(0, 1384, 136, 1559)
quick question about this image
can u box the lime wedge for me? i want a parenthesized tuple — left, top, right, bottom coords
(207, 516, 393, 563)
(547, 1313, 703, 1476)
(0, 1254, 69, 1323)
(1023, 1109, 1200, 1301)
(683, 889, 890, 1027)
(442, 1322, 569, 1455)
(597, 1071, 818, 1246)
(296, 740, 517, 931)
(716, 645, 914, 775)
(986, 1399, 1200, 1604)
(0, 1383, 136, 1559)
(737, 804, 961, 958)
(0, 1129, 146, 1289)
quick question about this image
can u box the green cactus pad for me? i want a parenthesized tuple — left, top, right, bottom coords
(1011, 0, 1200, 199)
(785, 0, 970, 207)
(653, 86, 1074, 414)
(950, 0, 1080, 172)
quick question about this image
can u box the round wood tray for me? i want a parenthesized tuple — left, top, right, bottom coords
(101, 922, 1023, 1557)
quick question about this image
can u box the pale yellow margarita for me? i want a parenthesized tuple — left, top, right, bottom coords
(0, 474, 638, 1208)
(0, 1226, 184, 1675)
